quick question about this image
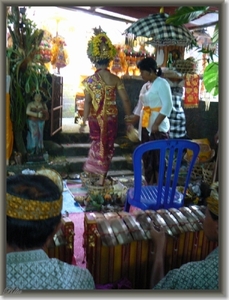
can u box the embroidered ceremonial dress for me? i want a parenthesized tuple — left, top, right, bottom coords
(82, 72, 124, 176)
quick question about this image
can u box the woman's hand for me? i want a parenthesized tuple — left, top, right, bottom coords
(151, 123, 159, 133)
(124, 114, 139, 125)
(151, 114, 165, 133)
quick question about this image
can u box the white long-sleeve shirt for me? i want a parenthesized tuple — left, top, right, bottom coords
(133, 77, 173, 140)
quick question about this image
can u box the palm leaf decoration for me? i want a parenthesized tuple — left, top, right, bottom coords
(165, 6, 211, 25)
(203, 62, 218, 96)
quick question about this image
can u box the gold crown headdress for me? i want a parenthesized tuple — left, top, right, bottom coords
(206, 181, 219, 216)
(87, 26, 117, 64)
(7, 168, 63, 221)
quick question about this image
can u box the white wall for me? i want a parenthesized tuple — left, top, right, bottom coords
(26, 6, 131, 87)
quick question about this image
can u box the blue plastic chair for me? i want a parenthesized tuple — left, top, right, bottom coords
(124, 139, 200, 212)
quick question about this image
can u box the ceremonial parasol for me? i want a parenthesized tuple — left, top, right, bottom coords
(125, 13, 196, 47)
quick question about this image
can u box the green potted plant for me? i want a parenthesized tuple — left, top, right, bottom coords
(7, 6, 52, 157)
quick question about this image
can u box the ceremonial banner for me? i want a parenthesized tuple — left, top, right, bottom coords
(184, 74, 200, 108)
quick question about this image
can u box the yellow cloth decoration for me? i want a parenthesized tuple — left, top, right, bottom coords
(6, 193, 63, 220)
(7, 168, 63, 220)
(186, 138, 214, 163)
(141, 106, 161, 127)
(51, 35, 69, 69)
(206, 182, 219, 216)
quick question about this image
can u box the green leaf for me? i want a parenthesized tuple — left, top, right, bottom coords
(203, 62, 218, 96)
(91, 194, 104, 204)
(97, 195, 105, 204)
(8, 5, 52, 136)
(166, 6, 210, 25)
(91, 201, 102, 208)
(25, 76, 31, 93)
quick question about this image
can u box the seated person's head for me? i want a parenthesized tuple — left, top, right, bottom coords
(203, 182, 219, 242)
(6, 169, 63, 251)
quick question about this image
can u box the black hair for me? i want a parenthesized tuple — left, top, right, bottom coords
(7, 174, 62, 250)
(96, 58, 111, 66)
(137, 57, 162, 77)
(31, 91, 46, 103)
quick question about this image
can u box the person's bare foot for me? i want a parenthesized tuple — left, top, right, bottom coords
(94, 180, 104, 186)
(94, 174, 106, 186)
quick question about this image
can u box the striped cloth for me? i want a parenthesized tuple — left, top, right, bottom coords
(168, 87, 187, 139)
(125, 13, 195, 46)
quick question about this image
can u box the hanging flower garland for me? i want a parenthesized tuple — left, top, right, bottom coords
(110, 45, 128, 75)
(50, 35, 69, 69)
(87, 27, 117, 64)
(38, 30, 52, 63)
(39, 40, 51, 63)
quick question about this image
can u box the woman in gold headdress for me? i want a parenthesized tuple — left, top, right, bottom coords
(80, 27, 132, 186)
